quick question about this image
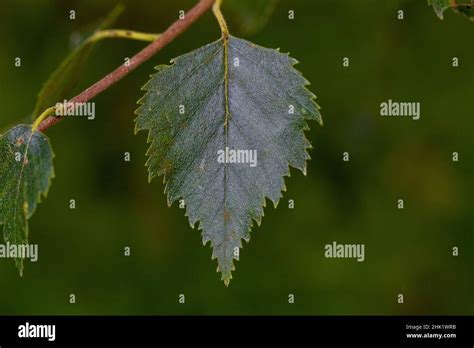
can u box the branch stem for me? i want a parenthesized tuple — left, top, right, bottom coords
(37, 0, 215, 133)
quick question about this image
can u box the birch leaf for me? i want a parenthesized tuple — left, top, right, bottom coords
(0, 125, 54, 274)
(135, 36, 322, 285)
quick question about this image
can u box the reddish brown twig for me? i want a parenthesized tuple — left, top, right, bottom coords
(38, 0, 215, 132)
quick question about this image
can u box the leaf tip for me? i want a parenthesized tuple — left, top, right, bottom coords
(15, 259, 24, 277)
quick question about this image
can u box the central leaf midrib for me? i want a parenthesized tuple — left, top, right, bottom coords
(12, 128, 34, 244)
(222, 35, 231, 234)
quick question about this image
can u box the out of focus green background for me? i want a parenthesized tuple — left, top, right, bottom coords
(0, 0, 472, 315)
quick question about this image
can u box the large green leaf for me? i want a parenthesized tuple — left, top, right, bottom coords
(428, 0, 474, 20)
(135, 36, 321, 285)
(0, 125, 54, 274)
(31, 4, 124, 119)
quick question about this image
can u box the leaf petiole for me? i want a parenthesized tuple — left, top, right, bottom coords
(32, 106, 57, 132)
(85, 29, 161, 44)
(213, 0, 229, 37)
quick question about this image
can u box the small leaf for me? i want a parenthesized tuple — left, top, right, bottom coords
(0, 125, 54, 274)
(224, 0, 278, 36)
(31, 4, 124, 119)
(135, 36, 321, 285)
(428, 0, 474, 20)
